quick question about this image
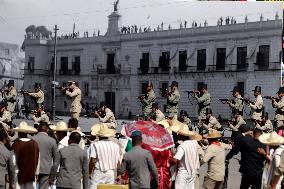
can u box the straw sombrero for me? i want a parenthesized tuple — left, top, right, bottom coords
(177, 125, 195, 137)
(13, 121, 37, 134)
(49, 121, 73, 132)
(170, 115, 186, 133)
(191, 133, 203, 141)
(98, 124, 116, 138)
(90, 123, 103, 136)
(204, 129, 222, 139)
(259, 132, 284, 146)
(157, 119, 170, 129)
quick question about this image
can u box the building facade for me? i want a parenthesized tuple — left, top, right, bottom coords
(0, 43, 24, 103)
(23, 11, 282, 119)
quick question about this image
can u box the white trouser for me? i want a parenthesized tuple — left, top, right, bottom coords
(175, 170, 196, 189)
(89, 169, 115, 189)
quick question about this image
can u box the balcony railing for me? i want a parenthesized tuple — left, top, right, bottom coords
(254, 61, 280, 71)
(59, 70, 81, 75)
(137, 67, 170, 75)
(97, 66, 121, 74)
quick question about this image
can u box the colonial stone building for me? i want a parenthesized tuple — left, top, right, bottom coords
(23, 10, 282, 119)
(0, 43, 24, 102)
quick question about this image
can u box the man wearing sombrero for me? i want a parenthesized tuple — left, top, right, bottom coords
(11, 121, 39, 189)
(172, 126, 204, 189)
(89, 125, 120, 188)
(202, 130, 232, 189)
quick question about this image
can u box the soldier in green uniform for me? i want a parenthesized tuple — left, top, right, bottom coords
(228, 108, 246, 132)
(192, 83, 211, 127)
(138, 81, 156, 119)
(178, 110, 192, 130)
(26, 83, 45, 108)
(227, 86, 244, 116)
(269, 87, 284, 131)
(166, 81, 180, 117)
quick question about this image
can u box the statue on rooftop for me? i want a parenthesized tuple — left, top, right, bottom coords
(114, 0, 119, 12)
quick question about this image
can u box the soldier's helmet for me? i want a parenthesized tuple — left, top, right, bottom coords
(252, 86, 261, 93)
(170, 81, 178, 88)
(206, 108, 213, 115)
(277, 87, 284, 94)
(231, 86, 240, 93)
(147, 81, 153, 88)
(7, 80, 14, 87)
(180, 110, 188, 117)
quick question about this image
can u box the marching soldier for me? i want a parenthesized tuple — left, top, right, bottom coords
(192, 83, 211, 124)
(149, 102, 165, 122)
(227, 86, 244, 116)
(201, 108, 222, 131)
(166, 81, 180, 117)
(32, 106, 50, 127)
(228, 108, 246, 132)
(95, 101, 117, 129)
(0, 101, 12, 131)
(271, 87, 284, 130)
(246, 86, 264, 122)
(138, 81, 156, 119)
(61, 81, 82, 120)
(26, 83, 44, 108)
(2, 80, 17, 113)
(254, 112, 273, 133)
(178, 110, 192, 131)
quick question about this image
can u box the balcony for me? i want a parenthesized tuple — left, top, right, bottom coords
(97, 66, 121, 75)
(59, 69, 81, 75)
(254, 61, 280, 71)
(137, 66, 170, 75)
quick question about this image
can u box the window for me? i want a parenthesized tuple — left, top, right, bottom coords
(64, 101, 67, 109)
(237, 82, 245, 97)
(4, 49, 9, 56)
(28, 56, 35, 71)
(50, 56, 54, 70)
(197, 49, 206, 71)
(84, 82, 89, 97)
(140, 53, 149, 74)
(216, 48, 226, 70)
(257, 45, 270, 69)
(237, 47, 247, 70)
(107, 53, 115, 74)
(179, 50, 187, 71)
(60, 57, 68, 74)
(73, 56, 81, 75)
(159, 51, 170, 71)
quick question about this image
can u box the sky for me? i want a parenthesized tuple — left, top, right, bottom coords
(0, 0, 282, 47)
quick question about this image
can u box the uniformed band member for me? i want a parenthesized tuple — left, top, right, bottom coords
(178, 110, 192, 131)
(95, 101, 117, 129)
(149, 102, 165, 122)
(62, 81, 82, 120)
(0, 101, 12, 131)
(32, 106, 50, 126)
(271, 87, 284, 130)
(228, 109, 246, 132)
(138, 81, 156, 119)
(166, 81, 180, 117)
(201, 108, 222, 131)
(192, 83, 211, 126)
(228, 86, 244, 116)
(254, 112, 273, 133)
(246, 86, 264, 122)
(3, 80, 17, 113)
(27, 83, 45, 108)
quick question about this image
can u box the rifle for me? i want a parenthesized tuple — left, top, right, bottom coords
(240, 98, 254, 104)
(159, 88, 172, 97)
(264, 96, 279, 101)
(219, 99, 232, 104)
(137, 94, 145, 100)
(19, 90, 33, 94)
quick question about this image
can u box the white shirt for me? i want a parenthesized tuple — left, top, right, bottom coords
(90, 139, 120, 171)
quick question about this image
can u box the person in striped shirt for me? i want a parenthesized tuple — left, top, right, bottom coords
(89, 125, 120, 189)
